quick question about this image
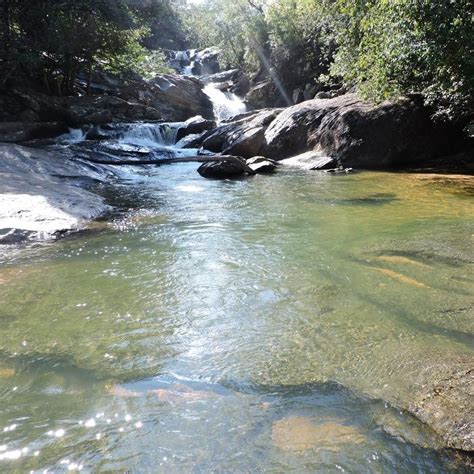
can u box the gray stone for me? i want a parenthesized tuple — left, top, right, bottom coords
(197, 160, 245, 179)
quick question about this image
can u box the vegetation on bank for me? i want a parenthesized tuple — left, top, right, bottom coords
(0, 0, 472, 127)
(183, 0, 473, 125)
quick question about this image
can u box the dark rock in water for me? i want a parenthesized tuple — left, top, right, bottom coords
(197, 160, 245, 179)
(176, 116, 216, 142)
(203, 93, 466, 169)
(0, 121, 68, 143)
(248, 160, 277, 174)
(263, 93, 462, 168)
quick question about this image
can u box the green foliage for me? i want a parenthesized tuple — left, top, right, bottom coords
(180, 0, 269, 71)
(0, 0, 171, 94)
(324, 0, 474, 123)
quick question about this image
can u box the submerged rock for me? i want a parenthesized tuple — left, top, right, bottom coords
(271, 416, 366, 452)
(410, 366, 473, 451)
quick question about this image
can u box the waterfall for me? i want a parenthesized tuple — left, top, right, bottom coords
(117, 123, 181, 147)
(203, 84, 247, 123)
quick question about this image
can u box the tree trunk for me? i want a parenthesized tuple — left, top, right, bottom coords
(79, 155, 257, 175)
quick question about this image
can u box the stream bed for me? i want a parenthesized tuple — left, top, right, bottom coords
(0, 160, 473, 471)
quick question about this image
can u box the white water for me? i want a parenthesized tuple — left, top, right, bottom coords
(203, 83, 247, 123)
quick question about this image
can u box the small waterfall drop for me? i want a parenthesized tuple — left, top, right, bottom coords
(203, 84, 247, 123)
(118, 123, 180, 147)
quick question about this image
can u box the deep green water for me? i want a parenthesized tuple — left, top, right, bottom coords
(0, 165, 473, 472)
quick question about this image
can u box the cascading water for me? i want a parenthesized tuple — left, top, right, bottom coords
(203, 83, 247, 123)
(57, 121, 201, 160)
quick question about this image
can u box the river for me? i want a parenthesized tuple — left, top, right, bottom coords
(0, 132, 473, 471)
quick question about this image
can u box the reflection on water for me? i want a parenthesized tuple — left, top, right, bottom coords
(0, 167, 472, 471)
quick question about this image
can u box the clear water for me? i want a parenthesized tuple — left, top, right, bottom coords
(0, 165, 473, 472)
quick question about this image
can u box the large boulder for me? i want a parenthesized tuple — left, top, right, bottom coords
(199, 108, 282, 158)
(199, 93, 465, 169)
(120, 74, 214, 121)
(0, 144, 112, 243)
(176, 116, 216, 142)
(263, 93, 461, 168)
(0, 72, 215, 127)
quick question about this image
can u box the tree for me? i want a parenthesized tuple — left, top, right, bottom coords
(324, 0, 474, 124)
(0, 0, 154, 94)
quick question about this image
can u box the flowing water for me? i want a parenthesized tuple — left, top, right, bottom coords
(203, 84, 247, 122)
(0, 126, 473, 471)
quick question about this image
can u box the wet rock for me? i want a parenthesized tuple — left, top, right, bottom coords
(410, 366, 473, 451)
(279, 151, 337, 170)
(201, 69, 241, 84)
(176, 116, 216, 142)
(272, 416, 366, 452)
(0, 121, 68, 143)
(246, 157, 277, 174)
(197, 159, 246, 179)
(0, 144, 112, 243)
(191, 48, 220, 76)
(200, 108, 282, 158)
(263, 93, 463, 168)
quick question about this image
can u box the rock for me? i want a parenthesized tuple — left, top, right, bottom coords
(0, 72, 214, 126)
(248, 160, 276, 174)
(272, 416, 366, 452)
(192, 48, 220, 76)
(246, 156, 277, 165)
(292, 88, 304, 104)
(0, 122, 68, 143)
(200, 108, 282, 158)
(194, 93, 466, 169)
(0, 144, 113, 243)
(263, 93, 463, 168)
(410, 365, 473, 451)
(245, 81, 276, 109)
(279, 151, 337, 170)
(129, 74, 214, 121)
(197, 159, 246, 179)
(176, 116, 216, 142)
(304, 83, 318, 101)
(201, 69, 241, 84)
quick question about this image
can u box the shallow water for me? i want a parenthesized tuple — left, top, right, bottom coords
(0, 165, 473, 472)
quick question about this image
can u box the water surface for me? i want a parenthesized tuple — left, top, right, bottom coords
(0, 166, 473, 472)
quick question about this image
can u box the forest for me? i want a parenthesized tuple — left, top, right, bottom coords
(1, 0, 472, 125)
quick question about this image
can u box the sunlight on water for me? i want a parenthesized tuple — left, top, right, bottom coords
(0, 167, 472, 471)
